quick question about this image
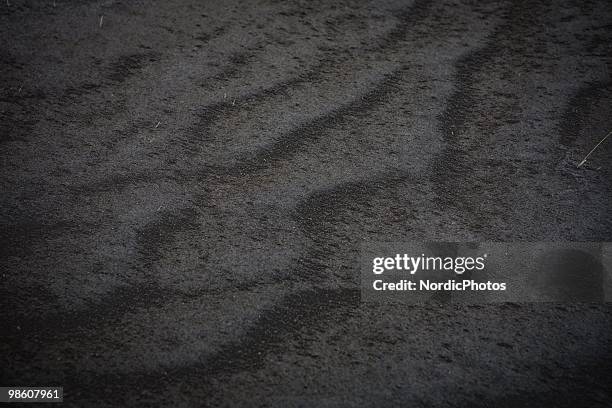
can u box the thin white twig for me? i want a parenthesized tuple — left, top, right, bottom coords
(99, 15, 104, 28)
(577, 130, 611, 168)
(154, 121, 161, 128)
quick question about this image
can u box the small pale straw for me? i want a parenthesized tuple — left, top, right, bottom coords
(577, 130, 611, 168)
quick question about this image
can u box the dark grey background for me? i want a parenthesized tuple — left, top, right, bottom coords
(1, 0, 612, 406)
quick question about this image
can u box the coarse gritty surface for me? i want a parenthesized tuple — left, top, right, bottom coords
(1, 0, 612, 406)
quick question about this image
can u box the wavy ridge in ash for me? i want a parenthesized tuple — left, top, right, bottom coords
(56, 288, 358, 404)
(2, 207, 202, 345)
(433, 0, 612, 237)
(222, 71, 407, 176)
(2, 0, 440, 376)
(183, 64, 407, 163)
(15, 0, 456, 358)
(7, 0, 496, 391)
(146, 66, 409, 245)
(17, 23, 227, 106)
(558, 80, 612, 148)
(143, 132, 417, 404)
(1, 280, 170, 351)
(373, 0, 431, 50)
(4, 65, 409, 345)
(205, 50, 258, 85)
(6, 3, 500, 374)
(83, 0, 434, 191)
(185, 55, 362, 144)
(287, 170, 416, 283)
(2, 206, 213, 346)
(105, 52, 161, 84)
(219, 2, 510, 384)
(217, 170, 421, 288)
(432, 0, 529, 210)
(59, 51, 161, 102)
(41, 68, 411, 339)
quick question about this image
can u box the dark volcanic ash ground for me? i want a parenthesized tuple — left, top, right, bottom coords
(1, 0, 612, 406)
